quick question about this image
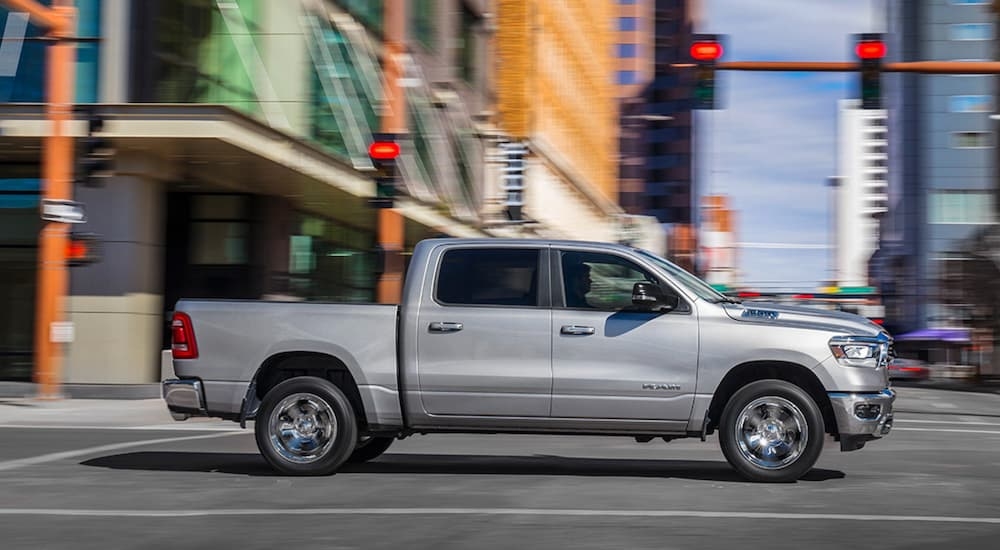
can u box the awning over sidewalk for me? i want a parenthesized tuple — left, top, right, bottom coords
(895, 328, 971, 344)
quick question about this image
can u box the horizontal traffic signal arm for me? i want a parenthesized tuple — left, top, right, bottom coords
(712, 61, 1000, 74)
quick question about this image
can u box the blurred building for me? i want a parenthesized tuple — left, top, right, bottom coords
(833, 99, 888, 288)
(494, 0, 623, 241)
(0, 0, 509, 386)
(698, 194, 737, 287)
(872, 1, 999, 370)
(617, 0, 697, 266)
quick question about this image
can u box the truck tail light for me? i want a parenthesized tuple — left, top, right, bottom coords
(171, 312, 199, 360)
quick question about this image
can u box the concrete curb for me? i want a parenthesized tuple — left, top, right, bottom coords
(0, 382, 162, 400)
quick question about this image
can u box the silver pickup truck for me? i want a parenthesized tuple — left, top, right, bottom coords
(163, 238, 895, 482)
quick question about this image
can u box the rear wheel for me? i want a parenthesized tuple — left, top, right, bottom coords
(719, 379, 824, 483)
(347, 436, 395, 463)
(254, 376, 358, 475)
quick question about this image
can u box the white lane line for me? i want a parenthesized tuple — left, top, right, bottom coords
(895, 419, 1000, 427)
(894, 427, 1000, 435)
(0, 432, 244, 472)
(0, 508, 995, 524)
(0, 424, 243, 432)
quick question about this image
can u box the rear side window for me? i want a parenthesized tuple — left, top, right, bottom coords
(436, 248, 540, 306)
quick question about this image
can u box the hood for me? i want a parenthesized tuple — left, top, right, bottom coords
(721, 301, 885, 338)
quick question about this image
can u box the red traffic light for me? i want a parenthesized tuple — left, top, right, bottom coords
(690, 41, 724, 62)
(368, 141, 400, 160)
(855, 41, 886, 60)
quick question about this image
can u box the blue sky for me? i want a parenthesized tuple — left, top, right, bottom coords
(700, 0, 880, 290)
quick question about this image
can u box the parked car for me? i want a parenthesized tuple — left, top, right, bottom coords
(888, 357, 931, 381)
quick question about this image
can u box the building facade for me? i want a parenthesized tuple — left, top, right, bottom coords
(834, 99, 888, 288)
(617, 0, 697, 266)
(494, 0, 623, 241)
(872, 0, 998, 372)
(0, 0, 511, 387)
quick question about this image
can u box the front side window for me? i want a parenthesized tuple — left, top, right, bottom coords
(436, 248, 540, 307)
(559, 251, 667, 311)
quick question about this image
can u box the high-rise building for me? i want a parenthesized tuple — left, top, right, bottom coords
(617, 0, 697, 264)
(872, 1, 998, 339)
(834, 99, 888, 288)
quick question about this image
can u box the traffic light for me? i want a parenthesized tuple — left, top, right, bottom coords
(500, 141, 527, 221)
(855, 33, 885, 109)
(67, 233, 102, 267)
(690, 34, 724, 110)
(368, 134, 401, 209)
(79, 111, 115, 187)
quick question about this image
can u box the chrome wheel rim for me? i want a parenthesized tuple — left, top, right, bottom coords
(734, 396, 808, 470)
(268, 393, 337, 464)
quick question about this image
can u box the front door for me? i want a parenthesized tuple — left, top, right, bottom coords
(416, 246, 552, 417)
(551, 248, 698, 421)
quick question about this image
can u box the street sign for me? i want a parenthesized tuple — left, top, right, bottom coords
(41, 199, 86, 224)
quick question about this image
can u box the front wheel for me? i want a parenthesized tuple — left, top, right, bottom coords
(254, 376, 358, 476)
(719, 380, 824, 483)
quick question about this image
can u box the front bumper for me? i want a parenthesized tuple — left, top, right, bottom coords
(162, 378, 208, 421)
(828, 388, 895, 451)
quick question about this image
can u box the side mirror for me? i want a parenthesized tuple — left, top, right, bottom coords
(632, 282, 679, 312)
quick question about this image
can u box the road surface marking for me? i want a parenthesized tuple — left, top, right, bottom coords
(0, 423, 243, 432)
(895, 419, 1000, 427)
(0, 432, 244, 472)
(894, 427, 1000, 435)
(0, 508, 995, 524)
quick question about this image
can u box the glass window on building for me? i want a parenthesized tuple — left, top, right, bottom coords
(1, 2, 100, 102)
(411, 0, 434, 50)
(459, 4, 478, 84)
(952, 131, 994, 148)
(950, 95, 993, 112)
(929, 191, 996, 224)
(950, 23, 993, 41)
(617, 44, 638, 58)
(617, 70, 638, 85)
(189, 195, 250, 265)
(287, 213, 375, 302)
(0, 172, 41, 381)
(619, 17, 639, 32)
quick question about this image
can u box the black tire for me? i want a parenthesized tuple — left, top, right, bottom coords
(254, 376, 358, 476)
(347, 436, 395, 463)
(719, 379, 824, 483)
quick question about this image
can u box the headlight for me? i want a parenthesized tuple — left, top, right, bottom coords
(829, 335, 890, 368)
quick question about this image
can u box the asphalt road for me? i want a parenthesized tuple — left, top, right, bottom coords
(1, 386, 998, 550)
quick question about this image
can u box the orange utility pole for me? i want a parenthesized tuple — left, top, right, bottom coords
(376, 0, 407, 304)
(2, 0, 77, 399)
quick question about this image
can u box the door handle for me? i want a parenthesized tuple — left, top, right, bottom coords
(561, 325, 595, 336)
(429, 321, 464, 333)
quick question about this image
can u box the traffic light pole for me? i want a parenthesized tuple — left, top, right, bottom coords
(1, 0, 77, 399)
(376, 0, 406, 304)
(715, 60, 1000, 74)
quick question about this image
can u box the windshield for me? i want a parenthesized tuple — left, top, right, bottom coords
(635, 249, 735, 303)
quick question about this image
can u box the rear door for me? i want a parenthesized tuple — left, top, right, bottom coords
(550, 248, 698, 421)
(415, 245, 552, 417)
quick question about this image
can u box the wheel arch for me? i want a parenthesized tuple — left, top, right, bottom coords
(246, 352, 368, 430)
(706, 361, 836, 436)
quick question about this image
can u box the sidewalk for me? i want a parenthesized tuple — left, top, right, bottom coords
(0, 396, 238, 430)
